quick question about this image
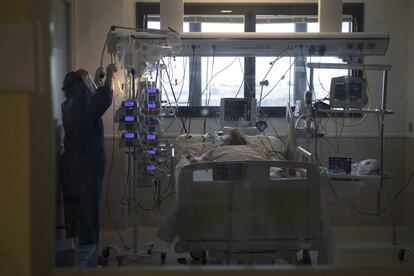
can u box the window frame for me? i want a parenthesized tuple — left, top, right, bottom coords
(136, 3, 364, 117)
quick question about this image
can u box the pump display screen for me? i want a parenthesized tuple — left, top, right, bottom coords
(147, 134, 157, 140)
(147, 87, 157, 94)
(123, 116, 137, 122)
(124, 133, 136, 139)
(148, 103, 157, 109)
(147, 149, 157, 155)
(147, 165, 157, 171)
(122, 101, 136, 107)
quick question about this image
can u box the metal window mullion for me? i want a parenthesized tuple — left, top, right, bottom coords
(188, 22, 202, 106)
(244, 11, 255, 99)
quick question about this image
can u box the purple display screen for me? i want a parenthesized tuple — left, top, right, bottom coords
(147, 134, 157, 140)
(124, 133, 136, 139)
(147, 165, 156, 171)
(147, 149, 157, 155)
(123, 101, 135, 107)
(147, 87, 157, 94)
(124, 116, 136, 122)
(148, 103, 157, 109)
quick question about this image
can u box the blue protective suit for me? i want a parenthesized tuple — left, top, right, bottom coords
(59, 85, 112, 266)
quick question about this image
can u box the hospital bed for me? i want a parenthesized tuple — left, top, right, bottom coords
(175, 160, 322, 264)
(157, 134, 332, 264)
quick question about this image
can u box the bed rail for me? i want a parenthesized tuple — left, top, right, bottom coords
(175, 160, 321, 253)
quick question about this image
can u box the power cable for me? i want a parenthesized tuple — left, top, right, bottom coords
(104, 95, 129, 249)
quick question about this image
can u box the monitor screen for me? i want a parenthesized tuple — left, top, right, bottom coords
(220, 98, 257, 127)
(333, 81, 362, 102)
(330, 76, 367, 108)
(224, 100, 251, 122)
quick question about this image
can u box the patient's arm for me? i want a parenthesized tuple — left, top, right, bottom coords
(185, 153, 202, 163)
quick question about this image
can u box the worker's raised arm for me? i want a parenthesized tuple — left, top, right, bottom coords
(91, 64, 116, 118)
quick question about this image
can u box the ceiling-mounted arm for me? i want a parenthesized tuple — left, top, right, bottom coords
(178, 32, 390, 57)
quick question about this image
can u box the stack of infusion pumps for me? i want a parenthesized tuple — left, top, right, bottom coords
(115, 84, 168, 186)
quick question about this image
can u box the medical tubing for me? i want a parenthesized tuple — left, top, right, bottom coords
(200, 57, 238, 98)
(300, 46, 311, 91)
(104, 97, 129, 248)
(176, 57, 188, 102)
(206, 47, 216, 106)
(258, 58, 297, 104)
(160, 59, 188, 133)
(234, 57, 245, 98)
(260, 47, 290, 83)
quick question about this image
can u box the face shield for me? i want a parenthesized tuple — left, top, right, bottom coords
(74, 69, 97, 93)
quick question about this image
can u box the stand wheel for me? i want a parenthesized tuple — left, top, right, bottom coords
(177, 257, 187, 264)
(102, 247, 111, 258)
(398, 249, 406, 261)
(116, 256, 123, 266)
(302, 249, 312, 265)
(161, 252, 167, 265)
(190, 251, 203, 260)
(201, 251, 207, 265)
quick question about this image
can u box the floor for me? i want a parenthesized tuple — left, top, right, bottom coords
(98, 225, 414, 267)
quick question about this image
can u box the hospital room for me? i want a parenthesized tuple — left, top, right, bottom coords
(2, 0, 414, 275)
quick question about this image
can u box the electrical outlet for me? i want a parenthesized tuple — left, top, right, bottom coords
(409, 122, 413, 133)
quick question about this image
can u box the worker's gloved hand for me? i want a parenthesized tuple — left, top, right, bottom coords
(104, 64, 117, 88)
(94, 66, 105, 87)
(106, 64, 117, 78)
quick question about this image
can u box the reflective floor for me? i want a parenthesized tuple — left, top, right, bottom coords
(97, 226, 414, 267)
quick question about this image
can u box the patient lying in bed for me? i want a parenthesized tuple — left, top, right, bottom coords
(186, 128, 282, 162)
(184, 129, 302, 178)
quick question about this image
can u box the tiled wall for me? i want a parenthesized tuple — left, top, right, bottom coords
(404, 138, 414, 227)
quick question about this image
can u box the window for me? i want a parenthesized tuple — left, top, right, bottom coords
(146, 14, 245, 109)
(137, 3, 364, 116)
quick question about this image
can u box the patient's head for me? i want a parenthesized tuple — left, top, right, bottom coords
(224, 128, 248, 145)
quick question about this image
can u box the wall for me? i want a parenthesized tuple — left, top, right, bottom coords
(0, 0, 52, 275)
(408, 2, 414, 139)
(0, 1, 33, 275)
(363, 0, 408, 136)
(404, 0, 414, 228)
(0, 94, 31, 276)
